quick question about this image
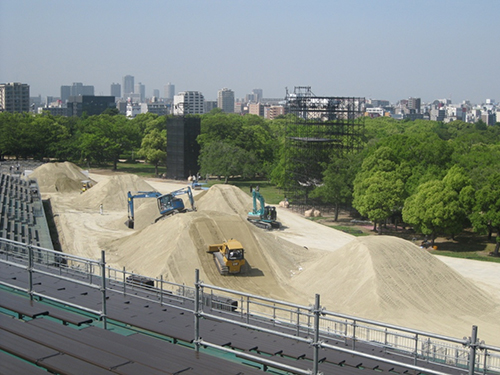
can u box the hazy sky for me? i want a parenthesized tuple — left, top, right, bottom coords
(1, 0, 498, 104)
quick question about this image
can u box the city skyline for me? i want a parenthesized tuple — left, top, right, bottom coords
(1, 0, 499, 104)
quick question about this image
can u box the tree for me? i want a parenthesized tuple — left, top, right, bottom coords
(310, 153, 361, 221)
(469, 172, 500, 255)
(402, 166, 473, 245)
(137, 128, 166, 176)
(77, 115, 141, 169)
(199, 141, 257, 183)
(352, 146, 406, 232)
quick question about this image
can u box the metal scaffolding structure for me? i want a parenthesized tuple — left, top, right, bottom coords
(284, 86, 365, 203)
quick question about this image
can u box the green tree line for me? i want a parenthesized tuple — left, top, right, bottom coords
(1, 110, 500, 251)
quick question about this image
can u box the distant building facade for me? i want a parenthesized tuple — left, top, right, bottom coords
(122, 75, 134, 98)
(265, 105, 285, 119)
(248, 103, 264, 117)
(204, 100, 217, 113)
(61, 82, 94, 102)
(67, 95, 116, 117)
(173, 91, 204, 115)
(164, 83, 175, 101)
(110, 83, 121, 99)
(217, 88, 234, 113)
(0, 82, 30, 113)
(135, 82, 145, 102)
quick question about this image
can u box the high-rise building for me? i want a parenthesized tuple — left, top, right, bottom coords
(166, 116, 201, 180)
(122, 75, 134, 98)
(407, 97, 421, 113)
(164, 83, 175, 100)
(61, 82, 94, 102)
(252, 89, 263, 102)
(135, 82, 145, 102)
(0, 82, 30, 113)
(153, 89, 160, 99)
(173, 91, 204, 115)
(217, 88, 234, 113)
(67, 95, 116, 117)
(110, 83, 121, 98)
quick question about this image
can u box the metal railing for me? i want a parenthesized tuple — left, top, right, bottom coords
(1, 237, 499, 374)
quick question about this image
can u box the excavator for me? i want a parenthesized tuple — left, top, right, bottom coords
(247, 188, 280, 230)
(208, 239, 246, 275)
(125, 186, 195, 229)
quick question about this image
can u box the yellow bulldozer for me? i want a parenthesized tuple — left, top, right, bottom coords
(208, 239, 245, 275)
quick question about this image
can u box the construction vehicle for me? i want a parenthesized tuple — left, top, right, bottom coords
(191, 179, 208, 191)
(80, 180, 93, 193)
(208, 239, 246, 275)
(125, 186, 195, 229)
(247, 188, 280, 230)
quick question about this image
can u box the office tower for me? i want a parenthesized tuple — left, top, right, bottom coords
(164, 83, 175, 100)
(252, 89, 263, 102)
(61, 82, 94, 102)
(0, 82, 30, 113)
(153, 89, 160, 99)
(123, 75, 134, 98)
(110, 83, 121, 98)
(173, 91, 204, 115)
(135, 82, 145, 102)
(67, 95, 116, 117)
(407, 97, 421, 113)
(217, 88, 234, 113)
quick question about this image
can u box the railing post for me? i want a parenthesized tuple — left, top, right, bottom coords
(100, 250, 107, 330)
(160, 274, 163, 306)
(468, 325, 478, 375)
(312, 294, 321, 375)
(123, 266, 126, 295)
(414, 333, 419, 366)
(194, 269, 201, 352)
(28, 244, 33, 300)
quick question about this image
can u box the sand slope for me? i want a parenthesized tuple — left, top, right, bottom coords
(29, 162, 92, 193)
(31, 163, 500, 345)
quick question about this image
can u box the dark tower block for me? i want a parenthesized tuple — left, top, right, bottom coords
(166, 116, 201, 180)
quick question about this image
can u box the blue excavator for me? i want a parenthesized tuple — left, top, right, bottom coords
(247, 188, 280, 230)
(125, 186, 195, 229)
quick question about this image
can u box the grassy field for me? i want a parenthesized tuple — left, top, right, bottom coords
(89, 161, 500, 264)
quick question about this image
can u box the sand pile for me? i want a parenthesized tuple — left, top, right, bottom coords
(73, 174, 156, 211)
(196, 184, 252, 216)
(29, 162, 92, 193)
(105, 185, 311, 301)
(291, 236, 500, 340)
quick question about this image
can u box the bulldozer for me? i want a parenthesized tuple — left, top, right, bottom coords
(208, 239, 245, 275)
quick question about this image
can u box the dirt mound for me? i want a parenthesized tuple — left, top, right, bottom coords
(196, 184, 252, 216)
(291, 236, 500, 339)
(105, 209, 309, 302)
(30, 162, 92, 193)
(73, 174, 156, 211)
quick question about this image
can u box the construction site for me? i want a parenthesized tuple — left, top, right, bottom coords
(1, 161, 500, 374)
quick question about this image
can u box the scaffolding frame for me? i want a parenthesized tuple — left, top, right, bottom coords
(284, 87, 365, 203)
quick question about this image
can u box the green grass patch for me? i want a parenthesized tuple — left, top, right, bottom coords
(327, 225, 370, 237)
(83, 161, 159, 177)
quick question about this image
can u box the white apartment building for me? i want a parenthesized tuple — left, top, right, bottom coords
(173, 91, 204, 115)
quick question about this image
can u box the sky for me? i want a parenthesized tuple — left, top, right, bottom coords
(1, 0, 499, 104)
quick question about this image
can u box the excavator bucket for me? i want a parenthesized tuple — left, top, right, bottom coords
(125, 219, 134, 229)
